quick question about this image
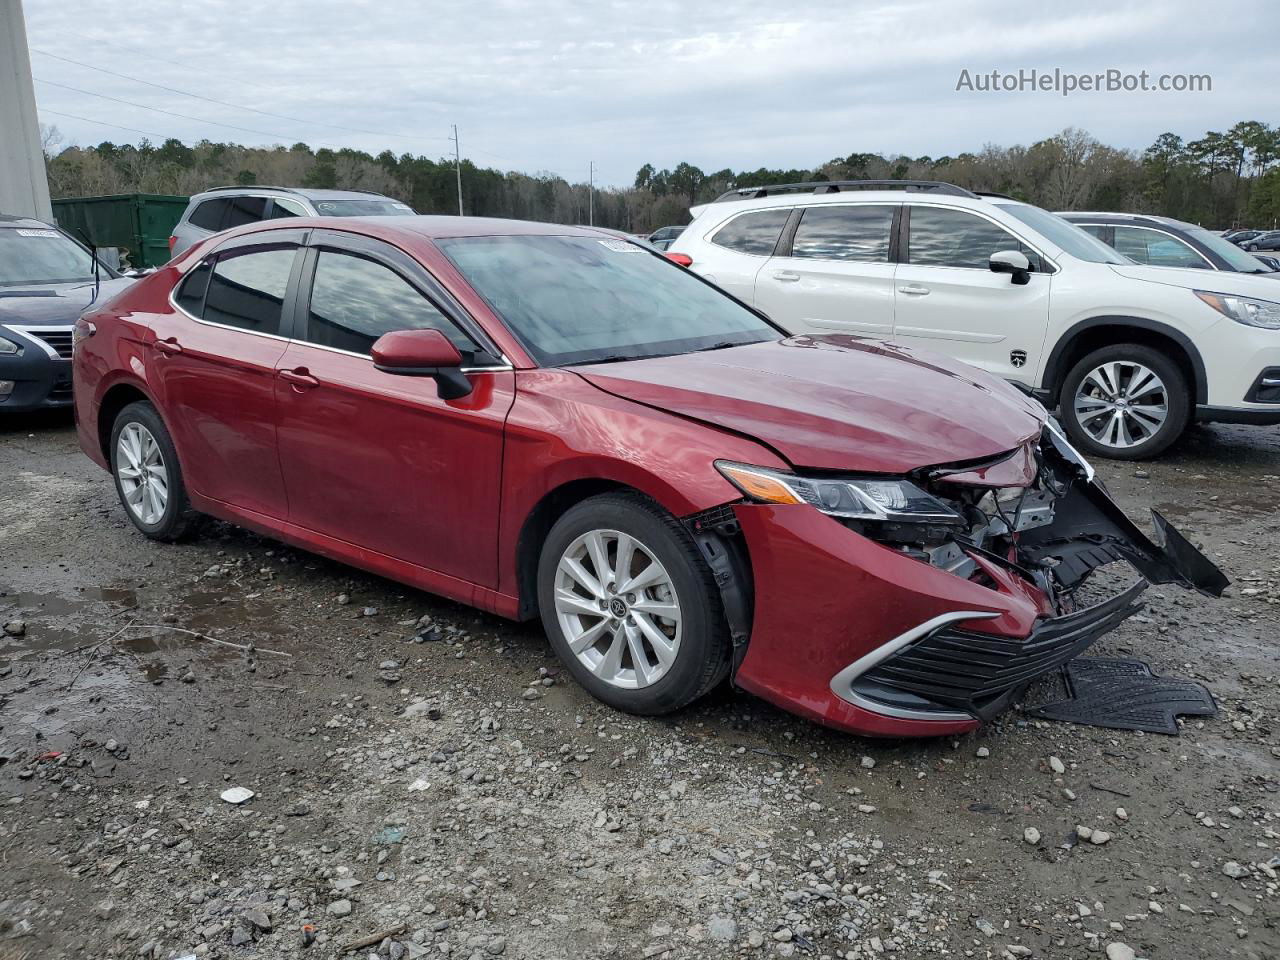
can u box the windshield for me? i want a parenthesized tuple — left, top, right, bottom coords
(1184, 225, 1276, 273)
(995, 203, 1128, 264)
(313, 199, 415, 217)
(0, 227, 96, 285)
(438, 234, 778, 366)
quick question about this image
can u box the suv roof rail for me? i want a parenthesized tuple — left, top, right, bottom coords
(712, 179, 978, 202)
(200, 185, 302, 195)
(972, 190, 1015, 201)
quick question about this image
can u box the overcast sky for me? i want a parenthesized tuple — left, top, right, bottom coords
(23, 0, 1277, 187)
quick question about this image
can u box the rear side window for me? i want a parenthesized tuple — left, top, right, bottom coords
(223, 196, 268, 228)
(907, 206, 1037, 270)
(201, 248, 296, 334)
(267, 198, 307, 219)
(302, 251, 473, 355)
(174, 260, 212, 315)
(791, 205, 895, 262)
(188, 199, 229, 231)
(710, 209, 791, 256)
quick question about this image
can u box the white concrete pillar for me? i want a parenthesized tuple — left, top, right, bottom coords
(0, 0, 53, 220)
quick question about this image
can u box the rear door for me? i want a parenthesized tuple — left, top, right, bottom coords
(891, 204, 1052, 380)
(150, 231, 306, 518)
(686, 208, 791, 303)
(273, 230, 514, 587)
(753, 203, 898, 338)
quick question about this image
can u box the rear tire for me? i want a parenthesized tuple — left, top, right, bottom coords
(537, 492, 731, 716)
(1059, 343, 1190, 461)
(109, 401, 201, 541)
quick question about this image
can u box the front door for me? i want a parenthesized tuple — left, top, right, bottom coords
(753, 204, 898, 338)
(891, 204, 1052, 382)
(150, 238, 302, 518)
(273, 234, 514, 588)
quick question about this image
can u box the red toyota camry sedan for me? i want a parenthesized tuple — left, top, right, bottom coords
(72, 216, 1225, 737)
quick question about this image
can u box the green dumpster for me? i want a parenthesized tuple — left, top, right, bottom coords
(51, 193, 189, 268)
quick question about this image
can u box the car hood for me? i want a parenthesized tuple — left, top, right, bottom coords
(575, 336, 1047, 473)
(1106, 263, 1280, 294)
(0, 277, 134, 326)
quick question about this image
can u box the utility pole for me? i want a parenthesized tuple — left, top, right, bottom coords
(588, 161, 595, 226)
(450, 124, 463, 216)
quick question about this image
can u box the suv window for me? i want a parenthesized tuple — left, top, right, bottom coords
(188, 198, 229, 231)
(223, 196, 268, 228)
(1112, 226, 1209, 269)
(303, 251, 473, 356)
(710, 209, 791, 256)
(791, 205, 894, 262)
(267, 198, 308, 219)
(908, 206, 1037, 270)
(201, 248, 296, 334)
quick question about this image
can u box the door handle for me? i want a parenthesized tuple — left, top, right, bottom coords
(154, 338, 183, 355)
(279, 368, 319, 389)
(897, 283, 931, 296)
(772, 271, 801, 282)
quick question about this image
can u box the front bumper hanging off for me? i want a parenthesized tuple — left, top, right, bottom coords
(726, 425, 1228, 738)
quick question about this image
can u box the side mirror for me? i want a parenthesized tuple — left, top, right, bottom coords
(989, 249, 1031, 285)
(371, 328, 472, 400)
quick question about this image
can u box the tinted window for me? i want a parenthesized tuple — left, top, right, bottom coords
(304, 251, 472, 356)
(267, 198, 306, 219)
(188, 199, 229, 231)
(312, 199, 415, 217)
(711, 209, 791, 256)
(174, 259, 212, 314)
(223, 196, 268, 228)
(791, 205, 894, 262)
(438, 234, 776, 367)
(908, 206, 1035, 269)
(1112, 226, 1209, 269)
(202, 248, 295, 334)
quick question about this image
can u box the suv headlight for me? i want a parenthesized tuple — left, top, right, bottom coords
(0, 337, 19, 355)
(716, 461, 964, 523)
(1195, 290, 1280, 329)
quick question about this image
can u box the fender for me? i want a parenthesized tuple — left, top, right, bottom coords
(1040, 315, 1207, 404)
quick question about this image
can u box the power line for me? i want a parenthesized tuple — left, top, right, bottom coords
(36, 77, 350, 146)
(32, 48, 453, 145)
(40, 108, 174, 141)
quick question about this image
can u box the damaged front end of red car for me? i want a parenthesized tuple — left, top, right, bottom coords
(688, 421, 1228, 738)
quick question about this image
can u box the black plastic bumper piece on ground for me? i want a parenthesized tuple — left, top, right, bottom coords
(854, 581, 1148, 723)
(1026, 657, 1217, 735)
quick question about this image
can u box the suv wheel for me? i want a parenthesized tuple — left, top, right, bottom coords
(110, 401, 201, 541)
(537, 492, 731, 716)
(1059, 344, 1190, 460)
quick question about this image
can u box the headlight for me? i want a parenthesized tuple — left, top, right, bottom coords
(1195, 290, 1280, 329)
(715, 461, 964, 523)
(0, 337, 19, 355)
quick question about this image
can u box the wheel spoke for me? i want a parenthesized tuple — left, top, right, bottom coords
(124, 483, 145, 506)
(630, 598, 679, 621)
(625, 622, 656, 686)
(561, 557, 605, 599)
(634, 613, 676, 667)
(1125, 367, 1158, 399)
(555, 588, 603, 619)
(592, 626, 626, 679)
(567, 616, 611, 654)
(584, 532, 612, 586)
(618, 558, 666, 595)
(612, 533, 636, 588)
(117, 463, 142, 481)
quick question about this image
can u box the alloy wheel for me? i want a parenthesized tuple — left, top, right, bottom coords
(1073, 360, 1169, 450)
(554, 529, 682, 690)
(116, 422, 169, 525)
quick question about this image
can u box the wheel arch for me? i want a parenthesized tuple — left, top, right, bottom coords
(97, 381, 159, 463)
(1042, 316, 1206, 405)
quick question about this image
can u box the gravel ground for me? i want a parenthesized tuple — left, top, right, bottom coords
(1, 412, 1277, 960)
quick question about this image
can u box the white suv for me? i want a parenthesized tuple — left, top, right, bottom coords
(673, 180, 1280, 459)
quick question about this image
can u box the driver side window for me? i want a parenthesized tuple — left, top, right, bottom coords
(301, 251, 475, 357)
(907, 206, 1042, 271)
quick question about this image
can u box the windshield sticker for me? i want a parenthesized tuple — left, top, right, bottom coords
(16, 229, 60, 239)
(598, 239, 643, 253)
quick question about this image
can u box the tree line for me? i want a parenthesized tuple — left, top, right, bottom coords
(41, 119, 1280, 233)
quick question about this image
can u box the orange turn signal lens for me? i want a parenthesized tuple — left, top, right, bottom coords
(716, 462, 804, 505)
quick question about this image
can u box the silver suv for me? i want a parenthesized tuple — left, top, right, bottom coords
(168, 187, 414, 257)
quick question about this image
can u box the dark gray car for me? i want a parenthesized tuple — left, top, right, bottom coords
(0, 215, 133, 413)
(1058, 211, 1279, 278)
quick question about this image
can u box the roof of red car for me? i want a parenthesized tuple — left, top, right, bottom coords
(237, 215, 610, 241)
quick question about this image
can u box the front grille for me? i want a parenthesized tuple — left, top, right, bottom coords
(854, 580, 1147, 721)
(29, 328, 74, 359)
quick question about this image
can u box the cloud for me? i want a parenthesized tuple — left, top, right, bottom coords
(25, 0, 1276, 186)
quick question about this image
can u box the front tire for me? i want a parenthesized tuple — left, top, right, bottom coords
(1059, 344, 1190, 460)
(537, 492, 731, 716)
(109, 401, 200, 541)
